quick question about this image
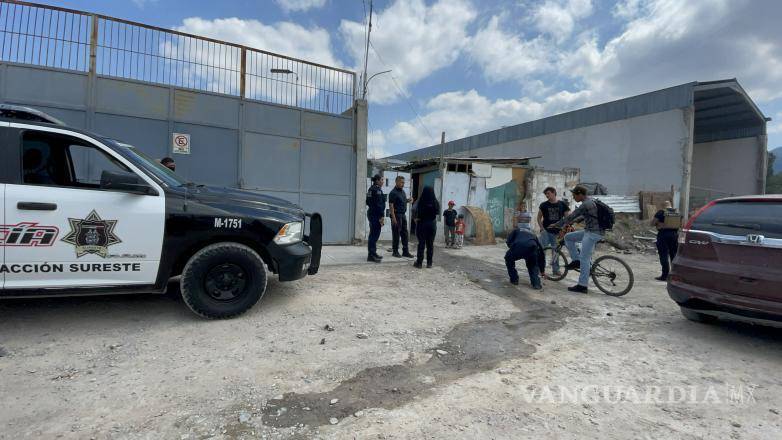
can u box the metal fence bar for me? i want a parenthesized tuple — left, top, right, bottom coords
(0, 0, 355, 114)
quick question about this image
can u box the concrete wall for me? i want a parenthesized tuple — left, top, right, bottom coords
(691, 137, 762, 198)
(0, 62, 360, 243)
(455, 109, 690, 196)
(442, 171, 470, 209)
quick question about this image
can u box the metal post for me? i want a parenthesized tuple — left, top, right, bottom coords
(89, 14, 98, 74)
(758, 133, 768, 194)
(239, 47, 246, 98)
(439, 131, 446, 218)
(680, 106, 695, 218)
(361, 0, 373, 100)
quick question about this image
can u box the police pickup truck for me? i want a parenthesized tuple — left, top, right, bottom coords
(0, 105, 322, 318)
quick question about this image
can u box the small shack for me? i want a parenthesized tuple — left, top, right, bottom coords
(393, 157, 581, 239)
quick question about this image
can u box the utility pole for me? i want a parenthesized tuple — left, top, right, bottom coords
(361, 0, 373, 100)
(439, 131, 446, 217)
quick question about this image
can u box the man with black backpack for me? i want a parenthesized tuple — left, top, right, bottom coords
(554, 185, 614, 294)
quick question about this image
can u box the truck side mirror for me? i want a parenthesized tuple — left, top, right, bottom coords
(100, 170, 156, 195)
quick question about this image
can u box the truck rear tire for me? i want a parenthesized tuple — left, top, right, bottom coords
(181, 242, 268, 319)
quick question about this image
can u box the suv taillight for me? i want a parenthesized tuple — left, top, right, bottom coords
(679, 200, 717, 244)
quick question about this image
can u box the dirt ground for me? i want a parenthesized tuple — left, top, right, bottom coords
(1, 242, 781, 439)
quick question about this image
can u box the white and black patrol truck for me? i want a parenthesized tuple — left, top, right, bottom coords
(0, 105, 322, 318)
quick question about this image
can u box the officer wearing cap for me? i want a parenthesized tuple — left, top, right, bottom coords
(366, 174, 386, 263)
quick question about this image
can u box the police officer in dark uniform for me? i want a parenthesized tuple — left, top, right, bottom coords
(366, 174, 386, 263)
(388, 175, 414, 258)
(652, 201, 680, 281)
(505, 224, 546, 289)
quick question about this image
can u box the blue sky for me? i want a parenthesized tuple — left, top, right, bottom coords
(36, 0, 782, 157)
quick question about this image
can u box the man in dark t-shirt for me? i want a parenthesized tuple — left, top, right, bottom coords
(536, 187, 570, 275)
(388, 176, 413, 258)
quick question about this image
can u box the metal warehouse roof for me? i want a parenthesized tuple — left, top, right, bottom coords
(693, 80, 768, 143)
(392, 156, 540, 171)
(389, 79, 767, 161)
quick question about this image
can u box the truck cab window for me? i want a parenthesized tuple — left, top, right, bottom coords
(22, 131, 130, 189)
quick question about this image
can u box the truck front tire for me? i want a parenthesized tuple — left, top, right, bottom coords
(181, 242, 268, 319)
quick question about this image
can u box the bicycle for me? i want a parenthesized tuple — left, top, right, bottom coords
(543, 226, 634, 296)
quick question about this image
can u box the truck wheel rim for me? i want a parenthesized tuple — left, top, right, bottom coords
(204, 263, 248, 302)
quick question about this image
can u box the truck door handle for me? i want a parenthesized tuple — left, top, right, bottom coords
(739, 277, 757, 284)
(17, 202, 58, 211)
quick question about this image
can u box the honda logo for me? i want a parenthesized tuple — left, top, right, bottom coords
(746, 234, 764, 244)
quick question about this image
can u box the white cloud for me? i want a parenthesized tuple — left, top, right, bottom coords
(368, 129, 390, 159)
(467, 16, 554, 83)
(382, 88, 594, 152)
(174, 17, 339, 67)
(532, 0, 593, 42)
(275, 0, 327, 13)
(611, 0, 645, 20)
(560, 0, 782, 102)
(131, 0, 158, 9)
(339, 0, 477, 104)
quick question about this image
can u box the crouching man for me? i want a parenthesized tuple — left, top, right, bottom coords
(505, 224, 546, 289)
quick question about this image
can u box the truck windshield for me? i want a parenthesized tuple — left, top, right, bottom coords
(106, 140, 188, 187)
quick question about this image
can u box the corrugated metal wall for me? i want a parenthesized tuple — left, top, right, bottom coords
(391, 83, 696, 162)
(0, 62, 357, 243)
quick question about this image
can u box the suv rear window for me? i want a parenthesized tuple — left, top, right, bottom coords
(692, 201, 782, 239)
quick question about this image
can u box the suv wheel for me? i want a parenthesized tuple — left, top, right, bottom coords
(181, 243, 268, 319)
(680, 307, 717, 324)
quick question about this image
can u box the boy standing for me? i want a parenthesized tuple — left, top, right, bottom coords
(443, 201, 458, 247)
(537, 187, 570, 276)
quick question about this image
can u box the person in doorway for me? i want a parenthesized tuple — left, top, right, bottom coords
(366, 174, 386, 263)
(505, 224, 546, 289)
(537, 187, 570, 276)
(160, 157, 176, 171)
(652, 201, 680, 281)
(454, 214, 466, 249)
(389, 176, 414, 258)
(413, 186, 440, 268)
(553, 185, 606, 294)
(443, 201, 458, 247)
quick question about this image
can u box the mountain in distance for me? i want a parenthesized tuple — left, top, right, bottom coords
(773, 147, 782, 175)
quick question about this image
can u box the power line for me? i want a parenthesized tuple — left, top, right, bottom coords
(368, 40, 436, 145)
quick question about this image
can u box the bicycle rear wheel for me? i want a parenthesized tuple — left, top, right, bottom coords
(591, 255, 634, 296)
(546, 248, 569, 282)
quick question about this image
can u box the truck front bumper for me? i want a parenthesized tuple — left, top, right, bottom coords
(268, 212, 322, 282)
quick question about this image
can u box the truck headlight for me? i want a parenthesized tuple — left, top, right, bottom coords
(274, 221, 303, 245)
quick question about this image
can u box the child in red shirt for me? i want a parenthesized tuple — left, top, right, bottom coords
(455, 214, 466, 248)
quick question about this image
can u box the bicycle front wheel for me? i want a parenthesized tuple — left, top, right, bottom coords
(546, 248, 569, 282)
(591, 255, 634, 296)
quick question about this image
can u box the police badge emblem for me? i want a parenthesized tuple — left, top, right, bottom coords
(61, 210, 122, 258)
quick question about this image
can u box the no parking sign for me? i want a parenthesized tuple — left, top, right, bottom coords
(172, 133, 191, 155)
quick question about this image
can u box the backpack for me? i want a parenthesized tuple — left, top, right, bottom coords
(662, 209, 682, 229)
(594, 199, 615, 231)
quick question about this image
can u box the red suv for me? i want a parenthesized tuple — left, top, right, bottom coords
(668, 195, 782, 326)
